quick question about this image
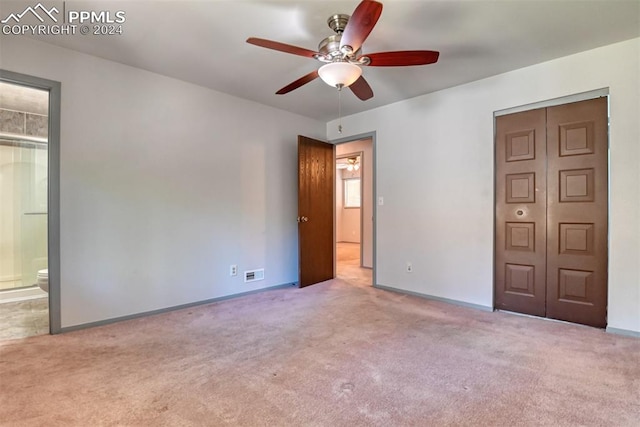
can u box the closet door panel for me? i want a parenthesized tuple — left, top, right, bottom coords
(546, 97, 608, 328)
(495, 109, 547, 316)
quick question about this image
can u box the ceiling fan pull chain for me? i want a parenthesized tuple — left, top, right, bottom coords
(338, 86, 343, 133)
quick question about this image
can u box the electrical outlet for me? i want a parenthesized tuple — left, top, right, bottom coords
(230, 264, 237, 276)
(406, 262, 412, 273)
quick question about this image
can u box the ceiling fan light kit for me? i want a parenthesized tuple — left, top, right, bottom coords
(337, 156, 361, 170)
(246, 0, 440, 101)
(347, 157, 360, 171)
(318, 62, 362, 88)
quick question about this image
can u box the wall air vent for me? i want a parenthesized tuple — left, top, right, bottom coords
(244, 268, 264, 283)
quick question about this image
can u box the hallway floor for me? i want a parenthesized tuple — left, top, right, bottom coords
(336, 242, 372, 287)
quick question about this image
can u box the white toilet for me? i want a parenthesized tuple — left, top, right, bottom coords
(37, 269, 48, 292)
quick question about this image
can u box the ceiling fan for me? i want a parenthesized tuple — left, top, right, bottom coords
(337, 156, 360, 170)
(246, 0, 440, 101)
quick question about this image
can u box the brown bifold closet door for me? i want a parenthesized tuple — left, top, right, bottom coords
(495, 97, 608, 328)
(495, 108, 547, 317)
(545, 98, 608, 328)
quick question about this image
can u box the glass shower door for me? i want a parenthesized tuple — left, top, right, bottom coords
(0, 141, 48, 289)
(21, 144, 48, 287)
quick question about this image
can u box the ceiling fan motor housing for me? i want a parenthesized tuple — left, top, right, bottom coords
(327, 14, 350, 33)
(318, 35, 362, 60)
(318, 14, 366, 63)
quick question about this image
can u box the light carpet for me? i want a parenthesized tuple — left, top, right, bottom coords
(1, 279, 639, 426)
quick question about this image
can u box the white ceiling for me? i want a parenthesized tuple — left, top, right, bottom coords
(9, 0, 640, 122)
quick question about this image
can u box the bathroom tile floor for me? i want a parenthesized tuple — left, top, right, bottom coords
(0, 297, 49, 341)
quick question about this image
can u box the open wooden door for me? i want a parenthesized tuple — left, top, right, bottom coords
(298, 135, 334, 287)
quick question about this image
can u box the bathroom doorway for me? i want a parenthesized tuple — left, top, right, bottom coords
(0, 80, 50, 339)
(335, 138, 373, 287)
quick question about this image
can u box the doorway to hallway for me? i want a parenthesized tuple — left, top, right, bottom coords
(335, 138, 373, 287)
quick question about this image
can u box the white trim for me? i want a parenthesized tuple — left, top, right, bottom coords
(375, 284, 494, 312)
(60, 283, 294, 333)
(606, 327, 640, 338)
(494, 88, 609, 117)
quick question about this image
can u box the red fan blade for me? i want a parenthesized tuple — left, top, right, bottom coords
(247, 37, 319, 59)
(276, 70, 319, 95)
(349, 76, 374, 101)
(340, 0, 383, 54)
(363, 51, 440, 67)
